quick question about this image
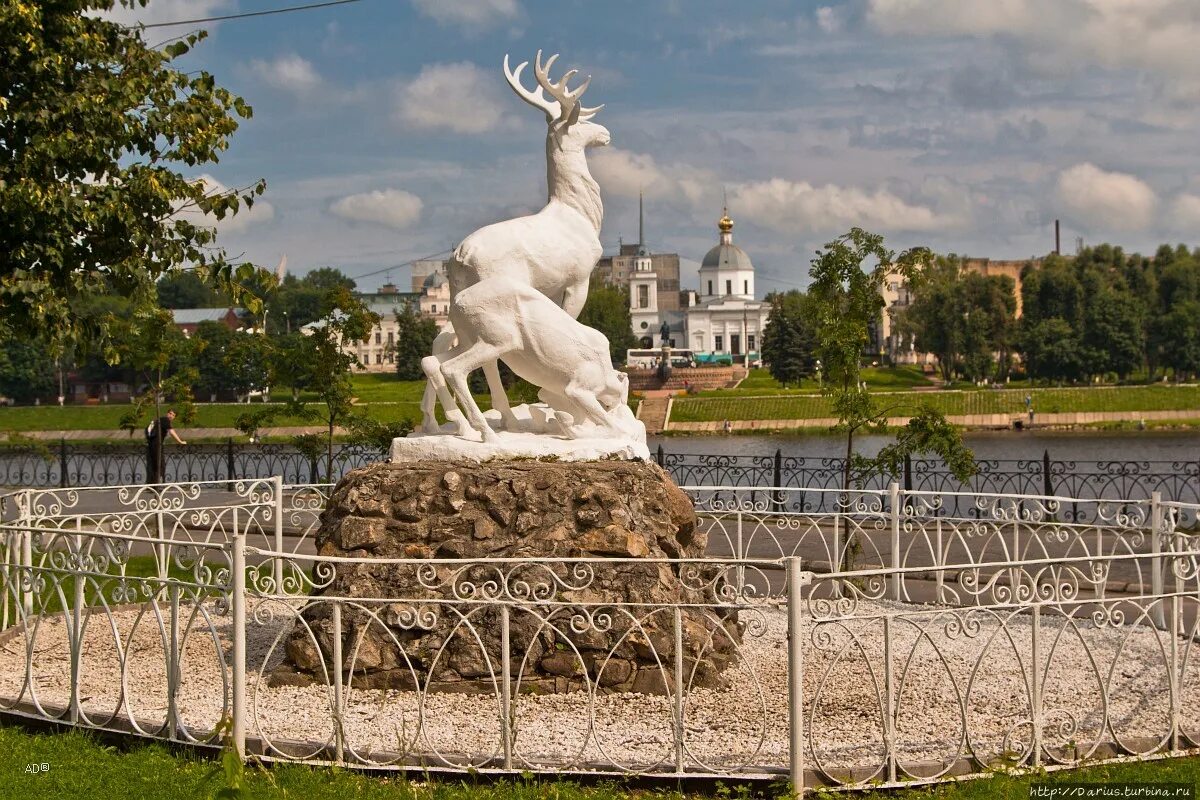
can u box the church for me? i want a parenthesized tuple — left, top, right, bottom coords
(604, 204, 771, 365)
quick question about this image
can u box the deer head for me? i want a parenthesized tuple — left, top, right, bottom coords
(504, 51, 610, 152)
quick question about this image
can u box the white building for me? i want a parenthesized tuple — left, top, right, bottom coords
(418, 271, 451, 329)
(684, 210, 770, 364)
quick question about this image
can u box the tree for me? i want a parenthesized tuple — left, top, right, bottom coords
(1080, 284, 1143, 380)
(303, 267, 356, 293)
(286, 288, 378, 478)
(1, 2, 272, 343)
(191, 321, 236, 401)
(577, 276, 637, 366)
(761, 290, 818, 386)
(902, 257, 1016, 383)
(392, 304, 439, 381)
(225, 333, 274, 400)
(156, 272, 222, 309)
(1019, 318, 1084, 383)
(901, 256, 962, 381)
(807, 229, 975, 543)
(115, 308, 197, 474)
(271, 332, 314, 400)
(265, 268, 357, 334)
(0, 336, 58, 403)
(1155, 301, 1200, 380)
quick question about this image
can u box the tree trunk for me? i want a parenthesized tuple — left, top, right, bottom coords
(327, 420, 335, 482)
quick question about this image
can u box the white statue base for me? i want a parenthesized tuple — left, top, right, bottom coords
(393, 402, 650, 464)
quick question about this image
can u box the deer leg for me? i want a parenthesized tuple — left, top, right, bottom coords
(421, 326, 466, 434)
(483, 360, 521, 431)
(440, 342, 507, 443)
(421, 345, 474, 438)
(560, 280, 589, 320)
(563, 379, 614, 428)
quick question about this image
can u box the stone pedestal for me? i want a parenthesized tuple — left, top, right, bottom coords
(273, 459, 740, 693)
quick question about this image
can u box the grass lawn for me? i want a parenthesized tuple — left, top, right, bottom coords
(2, 725, 1199, 800)
(0, 376, 431, 434)
(712, 367, 934, 397)
(672, 384, 1200, 423)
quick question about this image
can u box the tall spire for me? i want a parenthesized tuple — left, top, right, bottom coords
(638, 191, 645, 254)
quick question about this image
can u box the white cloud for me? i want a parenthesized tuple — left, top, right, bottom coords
(815, 6, 843, 33)
(1055, 163, 1158, 232)
(97, 0, 234, 27)
(330, 189, 423, 230)
(410, 0, 519, 31)
(394, 62, 507, 134)
(185, 175, 275, 234)
(590, 148, 713, 207)
(866, 0, 1200, 79)
(731, 178, 946, 234)
(247, 54, 321, 95)
(1171, 194, 1200, 229)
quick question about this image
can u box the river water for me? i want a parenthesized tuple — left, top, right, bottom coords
(649, 430, 1200, 463)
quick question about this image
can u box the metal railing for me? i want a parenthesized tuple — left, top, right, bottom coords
(1, 479, 1199, 793)
(4, 442, 1199, 523)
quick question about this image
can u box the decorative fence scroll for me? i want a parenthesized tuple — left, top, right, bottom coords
(2, 442, 1198, 524)
(0, 480, 1199, 794)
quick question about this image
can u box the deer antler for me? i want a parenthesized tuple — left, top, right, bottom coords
(503, 50, 602, 129)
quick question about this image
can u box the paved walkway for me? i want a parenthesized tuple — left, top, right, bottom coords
(667, 408, 1200, 432)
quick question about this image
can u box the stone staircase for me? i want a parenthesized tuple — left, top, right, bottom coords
(637, 393, 672, 433)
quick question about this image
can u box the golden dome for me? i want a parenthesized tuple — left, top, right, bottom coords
(718, 207, 734, 233)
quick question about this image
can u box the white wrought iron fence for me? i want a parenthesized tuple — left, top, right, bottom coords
(0, 480, 1199, 794)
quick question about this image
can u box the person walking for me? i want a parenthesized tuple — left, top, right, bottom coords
(145, 409, 186, 484)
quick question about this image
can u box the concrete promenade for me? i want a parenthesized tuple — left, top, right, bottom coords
(667, 408, 1200, 432)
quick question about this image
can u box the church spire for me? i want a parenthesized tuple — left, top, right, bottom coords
(638, 191, 645, 255)
(718, 205, 734, 245)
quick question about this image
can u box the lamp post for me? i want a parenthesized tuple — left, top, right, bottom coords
(815, 359, 822, 388)
(283, 310, 290, 335)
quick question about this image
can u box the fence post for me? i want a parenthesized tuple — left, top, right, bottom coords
(231, 530, 246, 760)
(656, 444, 665, 469)
(773, 448, 783, 513)
(20, 489, 32, 618)
(1030, 605, 1042, 767)
(903, 454, 912, 493)
(673, 605, 685, 774)
(1151, 491, 1165, 628)
(226, 437, 236, 487)
(1042, 449, 1053, 498)
(272, 475, 284, 592)
(59, 438, 68, 488)
(501, 604, 513, 770)
(786, 556, 807, 799)
(331, 601, 344, 763)
(889, 482, 902, 602)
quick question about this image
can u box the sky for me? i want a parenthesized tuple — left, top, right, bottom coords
(107, 0, 1200, 296)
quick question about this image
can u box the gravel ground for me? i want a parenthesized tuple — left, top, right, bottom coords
(2, 597, 1198, 777)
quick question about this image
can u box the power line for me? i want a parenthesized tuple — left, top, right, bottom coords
(140, 0, 365, 29)
(348, 249, 455, 282)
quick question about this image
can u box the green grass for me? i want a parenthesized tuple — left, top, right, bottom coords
(26, 554, 206, 616)
(672, 384, 1200, 423)
(2, 725, 1199, 800)
(707, 367, 934, 397)
(0, 377, 434, 434)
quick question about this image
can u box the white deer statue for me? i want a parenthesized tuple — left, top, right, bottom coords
(419, 51, 610, 436)
(421, 276, 635, 444)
